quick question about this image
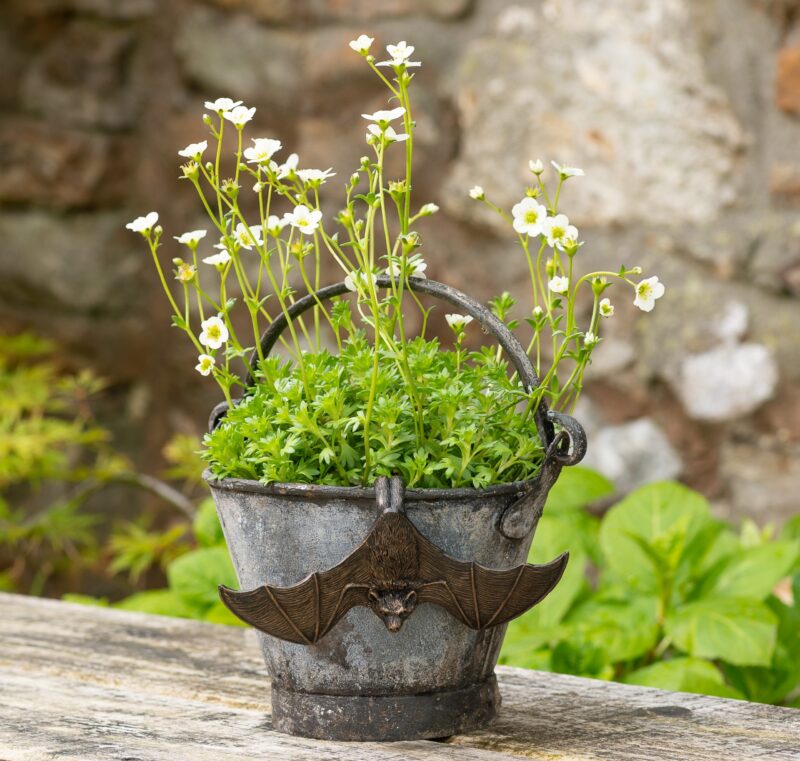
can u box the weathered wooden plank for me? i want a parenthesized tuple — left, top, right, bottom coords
(0, 592, 798, 760)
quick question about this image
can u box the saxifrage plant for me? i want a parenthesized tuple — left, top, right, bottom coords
(126, 36, 664, 488)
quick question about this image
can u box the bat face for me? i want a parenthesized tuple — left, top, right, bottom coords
(368, 588, 418, 632)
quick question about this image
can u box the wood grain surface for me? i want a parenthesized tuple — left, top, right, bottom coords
(1, 592, 798, 760)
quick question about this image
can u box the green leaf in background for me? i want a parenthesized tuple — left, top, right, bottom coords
(167, 546, 238, 610)
(115, 589, 198, 619)
(599, 482, 711, 595)
(722, 595, 800, 704)
(550, 639, 613, 680)
(698, 541, 800, 602)
(204, 600, 247, 627)
(665, 598, 778, 667)
(564, 593, 660, 663)
(624, 657, 744, 700)
(545, 466, 613, 513)
(193, 497, 225, 547)
(61, 593, 109, 607)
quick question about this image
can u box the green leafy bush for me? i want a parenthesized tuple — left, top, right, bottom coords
(500, 470, 800, 706)
(203, 333, 544, 488)
(0, 333, 129, 594)
(114, 498, 243, 626)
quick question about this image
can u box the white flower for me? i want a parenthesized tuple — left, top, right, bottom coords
(233, 222, 264, 250)
(367, 124, 409, 143)
(205, 98, 242, 112)
(173, 229, 207, 247)
(387, 255, 427, 278)
(202, 250, 231, 266)
(529, 159, 544, 174)
(349, 34, 374, 54)
(388, 41, 414, 62)
(195, 354, 215, 376)
(199, 315, 229, 350)
(276, 153, 299, 179)
(584, 331, 599, 347)
(419, 203, 439, 216)
(178, 141, 208, 159)
(633, 276, 665, 312)
(296, 168, 336, 184)
(174, 260, 196, 282)
(376, 41, 422, 68)
(125, 211, 158, 234)
(599, 298, 614, 318)
(344, 269, 378, 292)
(265, 214, 288, 236)
(548, 276, 569, 294)
(362, 106, 406, 123)
(551, 161, 585, 178)
(445, 313, 474, 330)
(532, 306, 543, 317)
(223, 105, 256, 127)
(244, 138, 282, 164)
(512, 198, 548, 236)
(469, 185, 485, 200)
(543, 214, 579, 250)
(284, 205, 322, 234)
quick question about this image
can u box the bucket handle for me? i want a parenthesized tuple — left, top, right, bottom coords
(209, 275, 586, 465)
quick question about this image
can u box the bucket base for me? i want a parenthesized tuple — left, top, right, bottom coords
(271, 675, 500, 741)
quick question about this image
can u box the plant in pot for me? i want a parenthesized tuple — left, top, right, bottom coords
(126, 36, 664, 741)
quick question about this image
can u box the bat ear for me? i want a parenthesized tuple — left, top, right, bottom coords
(402, 589, 418, 608)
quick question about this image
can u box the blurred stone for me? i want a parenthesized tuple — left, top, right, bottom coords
(21, 20, 139, 130)
(587, 337, 636, 378)
(718, 440, 800, 524)
(0, 212, 143, 314)
(760, 383, 800, 442)
(776, 46, 800, 114)
(9, 0, 155, 18)
(674, 343, 779, 422)
(175, 8, 303, 110)
(200, 0, 473, 22)
(770, 163, 800, 201)
(712, 301, 749, 342)
(0, 120, 128, 209)
(582, 418, 683, 493)
(443, 0, 745, 230)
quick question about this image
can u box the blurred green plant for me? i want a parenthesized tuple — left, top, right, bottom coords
(499, 469, 800, 707)
(0, 332, 198, 596)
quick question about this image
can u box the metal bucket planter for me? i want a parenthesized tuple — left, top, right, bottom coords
(206, 277, 586, 741)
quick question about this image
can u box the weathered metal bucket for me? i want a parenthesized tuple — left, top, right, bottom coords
(205, 277, 586, 741)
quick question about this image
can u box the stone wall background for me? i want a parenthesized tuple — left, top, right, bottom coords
(1, 0, 799, 524)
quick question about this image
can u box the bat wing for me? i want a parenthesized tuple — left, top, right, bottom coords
(415, 530, 568, 630)
(219, 543, 372, 644)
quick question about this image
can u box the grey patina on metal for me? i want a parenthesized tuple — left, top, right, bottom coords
(205, 277, 586, 741)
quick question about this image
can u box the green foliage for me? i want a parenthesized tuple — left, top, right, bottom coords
(0, 333, 131, 594)
(203, 334, 545, 489)
(108, 520, 190, 583)
(500, 471, 800, 706)
(114, 497, 245, 627)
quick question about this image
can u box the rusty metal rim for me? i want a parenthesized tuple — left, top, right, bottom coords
(203, 468, 540, 502)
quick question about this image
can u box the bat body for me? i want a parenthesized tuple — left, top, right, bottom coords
(219, 478, 567, 644)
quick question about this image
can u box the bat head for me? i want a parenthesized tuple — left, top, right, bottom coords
(368, 588, 417, 632)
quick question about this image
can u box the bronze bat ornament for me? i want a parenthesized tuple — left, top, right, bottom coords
(219, 476, 567, 644)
